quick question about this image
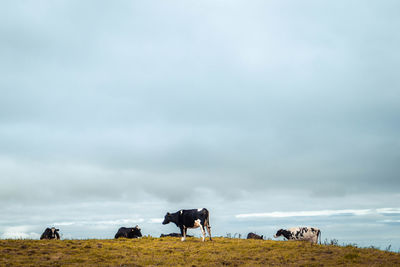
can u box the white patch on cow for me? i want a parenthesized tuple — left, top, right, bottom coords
(198, 208, 202, 211)
(287, 227, 320, 244)
(180, 210, 183, 215)
(192, 219, 201, 229)
(288, 227, 301, 233)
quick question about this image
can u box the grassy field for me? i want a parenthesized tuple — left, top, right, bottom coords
(1, 237, 399, 266)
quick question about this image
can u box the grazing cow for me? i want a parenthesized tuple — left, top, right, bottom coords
(274, 227, 321, 244)
(160, 233, 193, 238)
(162, 208, 212, 241)
(40, 227, 60, 240)
(114, 225, 142, 239)
(247, 232, 263, 240)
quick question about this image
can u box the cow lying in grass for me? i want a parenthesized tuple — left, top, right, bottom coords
(114, 226, 142, 239)
(247, 232, 263, 240)
(160, 233, 193, 238)
(40, 227, 60, 240)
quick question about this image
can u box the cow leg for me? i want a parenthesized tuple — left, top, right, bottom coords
(206, 224, 212, 241)
(199, 224, 206, 242)
(180, 226, 186, 242)
(204, 217, 212, 241)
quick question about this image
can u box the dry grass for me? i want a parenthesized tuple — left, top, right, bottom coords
(0, 237, 399, 266)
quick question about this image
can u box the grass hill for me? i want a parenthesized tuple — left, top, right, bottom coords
(1, 237, 399, 266)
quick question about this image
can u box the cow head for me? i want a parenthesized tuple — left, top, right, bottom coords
(50, 227, 60, 239)
(274, 229, 284, 238)
(162, 212, 172, 225)
(132, 225, 142, 237)
(274, 229, 291, 239)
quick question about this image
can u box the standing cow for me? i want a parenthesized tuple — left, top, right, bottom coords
(274, 227, 321, 244)
(162, 208, 212, 242)
(114, 225, 142, 239)
(40, 227, 60, 240)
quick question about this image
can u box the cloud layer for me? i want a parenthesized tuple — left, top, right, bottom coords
(1, 0, 399, 250)
(236, 208, 400, 218)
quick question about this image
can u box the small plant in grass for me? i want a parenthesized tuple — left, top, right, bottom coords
(323, 238, 339, 246)
(344, 243, 358, 248)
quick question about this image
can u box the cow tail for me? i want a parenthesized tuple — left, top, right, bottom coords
(204, 208, 210, 227)
(318, 230, 321, 245)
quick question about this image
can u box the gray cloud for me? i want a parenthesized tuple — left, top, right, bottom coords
(1, 0, 399, 250)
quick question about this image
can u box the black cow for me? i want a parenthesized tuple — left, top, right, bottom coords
(114, 225, 142, 239)
(160, 233, 193, 238)
(40, 227, 60, 240)
(247, 232, 263, 240)
(162, 208, 212, 241)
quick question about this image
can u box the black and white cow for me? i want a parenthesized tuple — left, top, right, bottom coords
(274, 227, 321, 244)
(162, 208, 212, 242)
(247, 232, 263, 240)
(114, 225, 142, 239)
(40, 227, 60, 240)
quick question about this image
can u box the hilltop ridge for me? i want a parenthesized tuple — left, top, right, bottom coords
(1, 237, 399, 266)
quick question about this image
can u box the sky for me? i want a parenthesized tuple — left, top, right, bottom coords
(1, 0, 399, 251)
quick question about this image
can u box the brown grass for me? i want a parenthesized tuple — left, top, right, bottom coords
(0, 237, 399, 266)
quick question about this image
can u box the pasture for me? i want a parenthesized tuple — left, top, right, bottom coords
(1, 237, 399, 266)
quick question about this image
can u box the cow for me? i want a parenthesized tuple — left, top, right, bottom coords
(40, 227, 60, 240)
(247, 232, 263, 240)
(114, 225, 142, 239)
(162, 208, 212, 242)
(160, 233, 193, 238)
(274, 227, 321, 244)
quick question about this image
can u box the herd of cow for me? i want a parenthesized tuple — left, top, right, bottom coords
(40, 208, 322, 244)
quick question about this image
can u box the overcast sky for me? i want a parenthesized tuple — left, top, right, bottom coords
(1, 0, 399, 250)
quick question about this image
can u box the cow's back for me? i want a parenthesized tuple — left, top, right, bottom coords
(40, 228, 51, 240)
(181, 209, 208, 225)
(115, 227, 128, 238)
(289, 227, 320, 242)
